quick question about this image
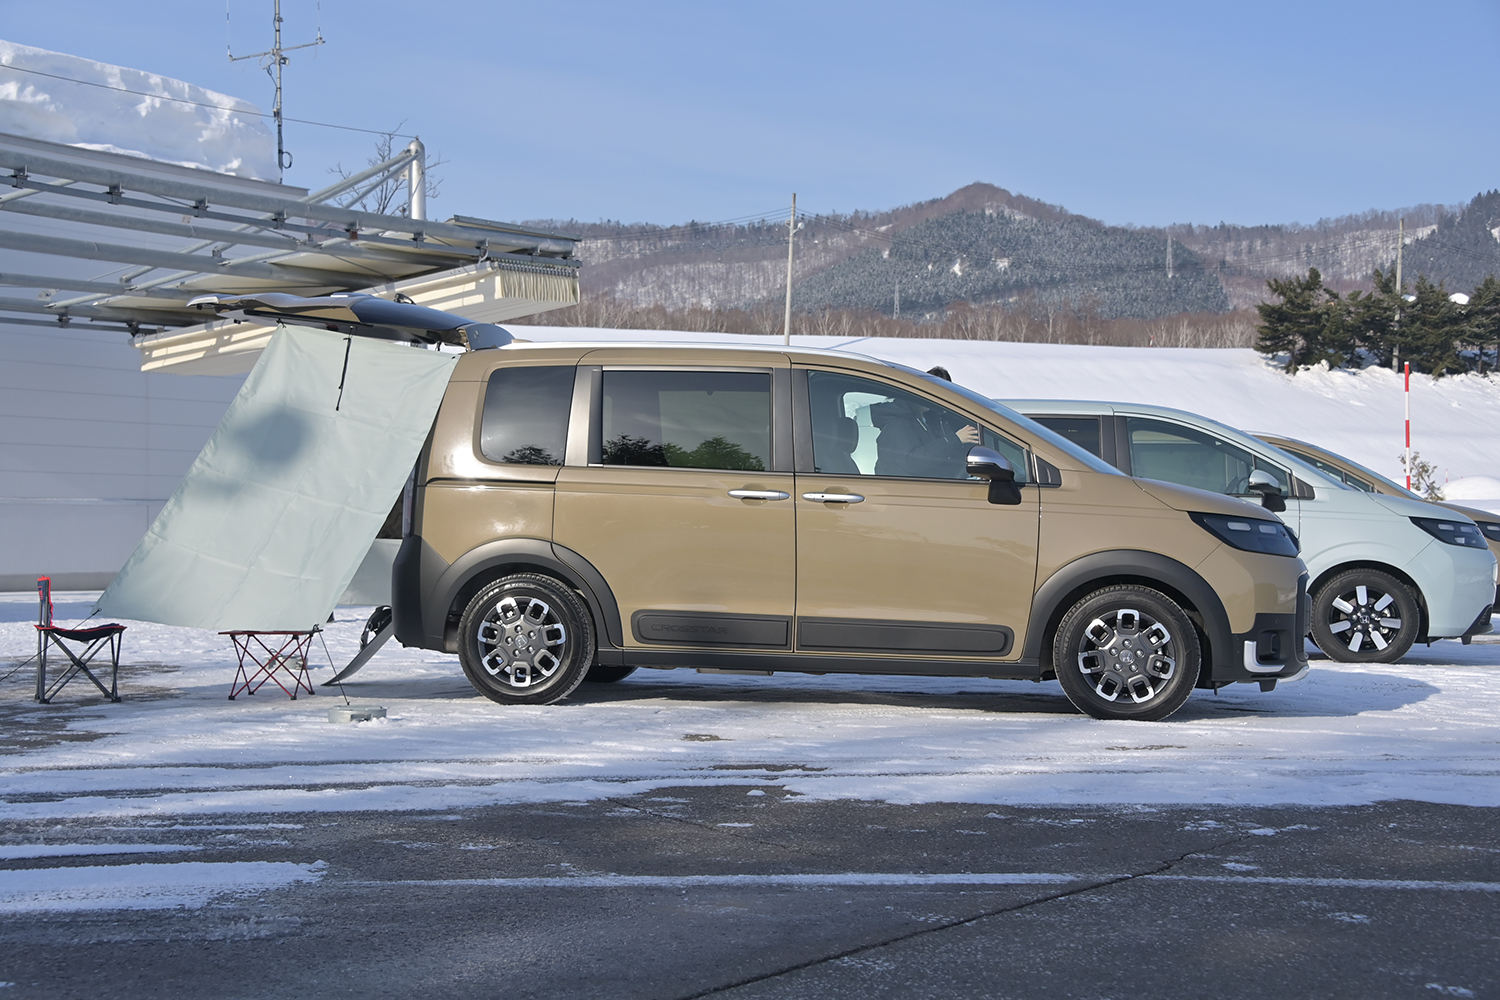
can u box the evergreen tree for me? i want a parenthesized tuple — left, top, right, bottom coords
(1402, 275, 1466, 377)
(1466, 275, 1500, 373)
(1255, 268, 1350, 371)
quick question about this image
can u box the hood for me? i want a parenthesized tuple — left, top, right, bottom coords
(1439, 501, 1500, 526)
(1368, 492, 1477, 524)
(1131, 478, 1283, 521)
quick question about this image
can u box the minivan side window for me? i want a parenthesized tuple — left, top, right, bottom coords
(479, 365, 575, 465)
(1126, 417, 1288, 496)
(1031, 416, 1103, 458)
(807, 371, 1028, 481)
(1284, 448, 1375, 492)
(600, 370, 771, 471)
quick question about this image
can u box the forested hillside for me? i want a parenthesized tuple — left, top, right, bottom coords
(794, 208, 1226, 320)
(1384, 190, 1500, 291)
(521, 184, 1497, 340)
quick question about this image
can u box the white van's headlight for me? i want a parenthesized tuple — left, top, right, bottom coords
(1410, 517, 1489, 549)
(1190, 512, 1300, 557)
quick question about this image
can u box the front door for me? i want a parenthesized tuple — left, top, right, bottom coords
(793, 370, 1040, 661)
(553, 363, 797, 650)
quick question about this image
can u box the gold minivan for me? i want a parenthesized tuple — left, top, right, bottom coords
(393, 343, 1309, 721)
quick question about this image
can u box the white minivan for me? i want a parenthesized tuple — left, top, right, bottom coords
(1009, 400, 1497, 663)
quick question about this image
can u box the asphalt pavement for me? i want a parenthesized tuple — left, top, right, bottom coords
(2, 789, 1495, 999)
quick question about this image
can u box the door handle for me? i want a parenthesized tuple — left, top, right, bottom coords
(802, 492, 865, 504)
(728, 489, 791, 501)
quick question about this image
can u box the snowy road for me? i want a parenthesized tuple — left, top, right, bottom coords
(2, 593, 1499, 818)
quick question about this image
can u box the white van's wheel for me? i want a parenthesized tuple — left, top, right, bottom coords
(1053, 585, 1201, 721)
(458, 574, 595, 705)
(1309, 569, 1418, 663)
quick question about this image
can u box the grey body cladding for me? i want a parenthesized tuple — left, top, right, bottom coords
(632, 611, 790, 647)
(798, 617, 1013, 656)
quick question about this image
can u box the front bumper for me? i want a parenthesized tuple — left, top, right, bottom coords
(1225, 578, 1311, 688)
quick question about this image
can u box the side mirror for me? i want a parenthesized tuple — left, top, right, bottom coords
(1247, 469, 1287, 513)
(967, 446, 1023, 505)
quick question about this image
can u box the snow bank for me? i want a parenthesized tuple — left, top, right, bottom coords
(516, 326, 1500, 487)
(0, 39, 275, 178)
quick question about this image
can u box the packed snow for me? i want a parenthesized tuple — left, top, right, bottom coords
(0, 39, 275, 178)
(3, 592, 1499, 818)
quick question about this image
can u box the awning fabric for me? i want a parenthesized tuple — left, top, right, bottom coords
(95, 325, 456, 630)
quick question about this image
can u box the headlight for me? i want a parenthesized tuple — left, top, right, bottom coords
(1410, 517, 1488, 549)
(1189, 512, 1300, 557)
(1476, 521, 1500, 544)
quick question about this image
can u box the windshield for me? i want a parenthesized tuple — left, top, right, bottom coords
(890, 366, 1122, 475)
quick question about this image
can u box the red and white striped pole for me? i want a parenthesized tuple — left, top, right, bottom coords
(1404, 362, 1412, 491)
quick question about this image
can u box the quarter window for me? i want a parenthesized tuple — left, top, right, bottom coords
(600, 370, 771, 471)
(1126, 417, 1288, 496)
(807, 371, 1028, 481)
(479, 365, 574, 465)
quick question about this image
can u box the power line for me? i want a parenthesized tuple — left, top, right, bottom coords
(1, 63, 412, 138)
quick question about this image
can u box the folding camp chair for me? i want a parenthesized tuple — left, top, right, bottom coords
(33, 577, 125, 704)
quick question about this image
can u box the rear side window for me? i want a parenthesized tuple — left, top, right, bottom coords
(1127, 417, 1288, 496)
(600, 370, 770, 471)
(1032, 416, 1103, 458)
(479, 365, 575, 465)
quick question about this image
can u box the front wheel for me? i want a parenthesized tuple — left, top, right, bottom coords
(457, 574, 596, 705)
(1053, 585, 1202, 721)
(1309, 569, 1418, 663)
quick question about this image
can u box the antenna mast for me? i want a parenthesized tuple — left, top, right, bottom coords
(230, 0, 326, 181)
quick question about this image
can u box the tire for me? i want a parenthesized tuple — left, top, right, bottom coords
(457, 574, 596, 705)
(1309, 569, 1418, 664)
(1053, 585, 1202, 722)
(584, 664, 638, 683)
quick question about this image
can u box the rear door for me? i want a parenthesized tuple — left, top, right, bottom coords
(791, 368, 1039, 661)
(553, 360, 797, 650)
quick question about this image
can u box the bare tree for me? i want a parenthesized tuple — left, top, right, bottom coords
(328, 125, 446, 216)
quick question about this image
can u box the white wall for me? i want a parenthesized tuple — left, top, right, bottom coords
(0, 321, 242, 590)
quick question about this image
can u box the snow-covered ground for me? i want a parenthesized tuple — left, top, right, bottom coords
(515, 326, 1500, 508)
(4, 592, 1499, 818)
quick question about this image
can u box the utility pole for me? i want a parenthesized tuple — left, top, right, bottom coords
(1393, 217, 1404, 371)
(230, 0, 325, 182)
(782, 193, 797, 346)
(1166, 234, 1174, 279)
(894, 279, 900, 320)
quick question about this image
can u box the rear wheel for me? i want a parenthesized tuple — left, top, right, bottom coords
(1053, 585, 1202, 721)
(457, 574, 595, 705)
(1309, 569, 1418, 663)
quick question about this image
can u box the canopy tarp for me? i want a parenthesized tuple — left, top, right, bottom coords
(95, 325, 456, 630)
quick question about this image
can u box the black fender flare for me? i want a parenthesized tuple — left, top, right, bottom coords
(1025, 550, 1233, 682)
(406, 536, 623, 652)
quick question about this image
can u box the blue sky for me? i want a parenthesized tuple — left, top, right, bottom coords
(5, 1, 1497, 229)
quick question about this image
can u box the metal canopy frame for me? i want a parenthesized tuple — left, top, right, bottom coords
(0, 131, 581, 340)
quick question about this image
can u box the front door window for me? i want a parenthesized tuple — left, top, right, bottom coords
(806, 371, 1028, 480)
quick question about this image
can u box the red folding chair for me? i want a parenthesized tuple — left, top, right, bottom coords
(34, 577, 124, 704)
